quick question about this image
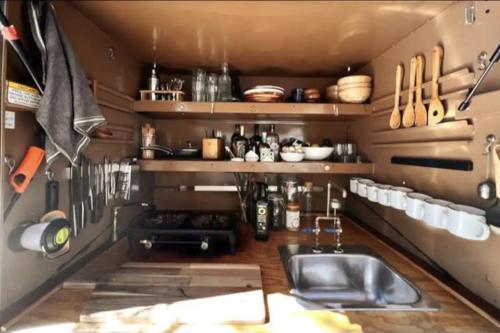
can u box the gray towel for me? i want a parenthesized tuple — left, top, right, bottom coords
(29, 1, 105, 166)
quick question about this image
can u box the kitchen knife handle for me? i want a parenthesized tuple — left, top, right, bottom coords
(9, 146, 45, 193)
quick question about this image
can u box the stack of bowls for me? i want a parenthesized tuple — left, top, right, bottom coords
(325, 85, 339, 102)
(337, 75, 372, 103)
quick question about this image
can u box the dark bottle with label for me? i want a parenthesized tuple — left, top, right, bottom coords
(266, 124, 280, 161)
(249, 124, 262, 154)
(231, 124, 248, 158)
(230, 124, 240, 142)
(254, 182, 270, 241)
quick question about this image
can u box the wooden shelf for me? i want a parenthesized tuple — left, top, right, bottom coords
(132, 101, 370, 121)
(138, 160, 374, 174)
(371, 120, 474, 146)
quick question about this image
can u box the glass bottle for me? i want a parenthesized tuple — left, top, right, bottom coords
(147, 63, 159, 101)
(259, 132, 273, 162)
(230, 124, 240, 143)
(217, 62, 233, 101)
(231, 125, 248, 158)
(301, 181, 313, 215)
(249, 124, 262, 154)
(266, 124, 280, 162)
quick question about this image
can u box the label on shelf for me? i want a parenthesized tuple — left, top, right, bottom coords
(5, 111, 15, 129)
(7, 81, 41, 109)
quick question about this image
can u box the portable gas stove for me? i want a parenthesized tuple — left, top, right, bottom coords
(133, 212, 239, 255)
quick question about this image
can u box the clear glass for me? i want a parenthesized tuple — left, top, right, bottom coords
(192, 69, 206, 102)
(206, 73, 218, 102)
(217, 62, 233, 101)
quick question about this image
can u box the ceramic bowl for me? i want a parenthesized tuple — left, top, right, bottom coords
(339, 87, 372, 103)
(280, 152, 305, 162)
(303, 147, 334, 160)
(337, 75, 372, 86)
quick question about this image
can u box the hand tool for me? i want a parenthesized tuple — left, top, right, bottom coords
(459, 43, 500, 111)
(428, 46, 445, 125)
(414, 55, 427, 127)
(402, 57, 416, 128)
(3, 146, 45, 220)
(0, 8, 44, 93)
(389, 64, 403, 129)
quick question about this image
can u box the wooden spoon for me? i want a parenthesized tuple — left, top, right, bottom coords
(402, 57, 417, 128)
(428, 46, 445, 125)
(414, 55, 427, 126)
(389, 64, 403, 129)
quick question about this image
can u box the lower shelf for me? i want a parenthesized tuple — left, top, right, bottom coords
(138, 160, 374, 174)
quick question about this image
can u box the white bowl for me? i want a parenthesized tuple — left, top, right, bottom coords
(280, 152, 305, 162)
(339, 87, 371, 103)
(303, 147, 334, 160)
(338, 75, 372, 86)
(338, 82, 371, 90)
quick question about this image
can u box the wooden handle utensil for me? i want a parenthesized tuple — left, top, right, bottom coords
(402, 57, 416, 128)
(428, 46, 445, 125)
(414, 55, 427, 126)
(389, 64, 403, 129)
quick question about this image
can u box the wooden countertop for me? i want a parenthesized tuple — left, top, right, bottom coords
(8, 216, 500, 333)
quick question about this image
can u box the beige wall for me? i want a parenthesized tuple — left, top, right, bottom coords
(347, 1, 500, 309)
(0, 1, 150, 315)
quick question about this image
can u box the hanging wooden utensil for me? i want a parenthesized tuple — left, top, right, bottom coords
(402, 57, 417, 128)
(389, 64, 403, 129)
(428, 46, 445, 125)
(414, 55, 427, 126)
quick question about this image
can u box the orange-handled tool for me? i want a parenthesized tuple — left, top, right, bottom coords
(3, 146, 45, 220)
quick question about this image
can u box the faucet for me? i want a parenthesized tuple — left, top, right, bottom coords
(311, 181, 345, 254)
(112, 202, 155, 242)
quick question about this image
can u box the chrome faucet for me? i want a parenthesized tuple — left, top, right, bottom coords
(311, 181, 345, 254)
(111, 202, 155, 242)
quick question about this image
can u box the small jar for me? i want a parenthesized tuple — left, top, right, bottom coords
(286, 203, 301, 231)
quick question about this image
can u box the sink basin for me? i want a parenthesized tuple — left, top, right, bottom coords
(279, 245, 439, 311)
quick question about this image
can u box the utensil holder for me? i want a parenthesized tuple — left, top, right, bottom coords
(203, 138, 224, 160)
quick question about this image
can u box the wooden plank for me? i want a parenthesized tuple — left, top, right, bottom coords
(79, 263, 266, 325)
(137, 160, 374, 174)
(131, 100, 370, 121)
(371, 120, 474, 145)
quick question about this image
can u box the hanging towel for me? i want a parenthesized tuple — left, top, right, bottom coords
(28, 1, 105, 166)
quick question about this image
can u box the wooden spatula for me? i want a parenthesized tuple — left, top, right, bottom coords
(389, 64, 403, 129)
(402, 57, 417, 128)
(428, 46, 445, 125)
(414, 55, 427, 126)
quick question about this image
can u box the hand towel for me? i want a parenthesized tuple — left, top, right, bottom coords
(28, 0, 105, 166)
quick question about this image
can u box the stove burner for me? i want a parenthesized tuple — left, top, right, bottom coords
(135, 212, 239, 255)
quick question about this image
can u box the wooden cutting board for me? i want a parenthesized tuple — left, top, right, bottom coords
(80, 262, 265, 325)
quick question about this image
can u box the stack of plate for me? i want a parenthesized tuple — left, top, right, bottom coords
(337, 75, 372, 103)
(244, 86, 285, 102)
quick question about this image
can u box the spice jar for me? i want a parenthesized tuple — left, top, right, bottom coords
(286, 203, 301, 231)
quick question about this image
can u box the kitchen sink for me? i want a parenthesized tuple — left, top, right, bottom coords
(279, 244, 440, 311)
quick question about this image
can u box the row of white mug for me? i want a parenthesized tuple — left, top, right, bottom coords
(350, 178, 491, 241)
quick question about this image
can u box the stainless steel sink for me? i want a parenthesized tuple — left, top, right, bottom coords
(279, 244, 440, 311)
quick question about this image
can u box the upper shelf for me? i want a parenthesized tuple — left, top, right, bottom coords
(132, 101, 371, 121)
(138, 160, 374, 174)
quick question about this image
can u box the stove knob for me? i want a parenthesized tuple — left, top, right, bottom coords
(200, 238, 209, 251)
(140, 239, 153, 250)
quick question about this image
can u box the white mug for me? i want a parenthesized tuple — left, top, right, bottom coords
(405, 193, 432, 220)
(447, 204, 490, 241)
(423, 199, 452, 229)
(367, 183, 379, 202)
(389, 186, 413, 210)
(357, 179, 374, 198)
(377, 184, 392, 206)
(350, 177, 359, 193)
